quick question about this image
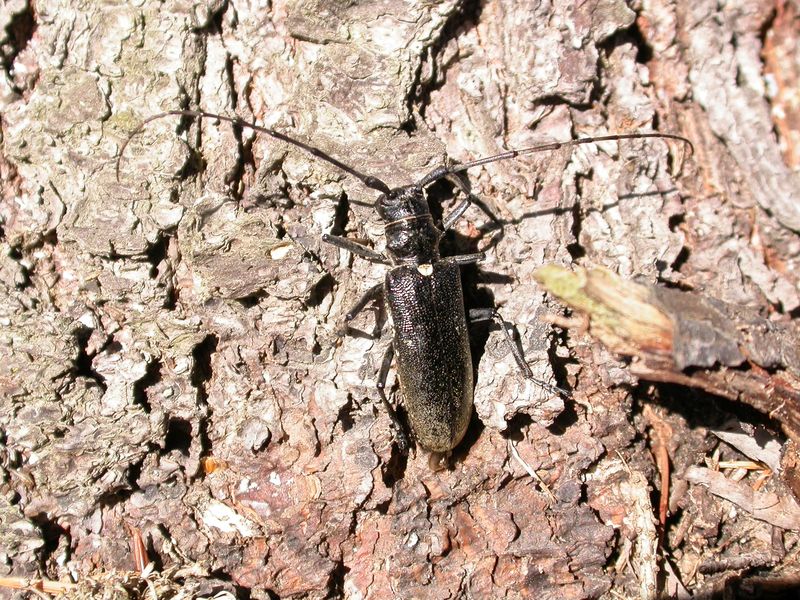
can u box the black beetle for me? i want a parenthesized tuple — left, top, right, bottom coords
(119, 110, 692, 452)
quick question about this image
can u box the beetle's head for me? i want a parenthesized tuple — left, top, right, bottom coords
(375, 185, 430, 223)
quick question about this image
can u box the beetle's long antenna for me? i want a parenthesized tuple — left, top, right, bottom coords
(447, 132, 693, 175)
(116, 109, 392, 194)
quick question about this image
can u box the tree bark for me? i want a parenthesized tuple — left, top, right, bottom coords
(1, 0, 798, 598)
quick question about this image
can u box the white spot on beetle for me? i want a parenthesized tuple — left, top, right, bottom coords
(417, 263, 433, 276)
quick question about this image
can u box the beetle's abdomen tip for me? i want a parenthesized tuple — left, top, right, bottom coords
(413, 416, 471, 453)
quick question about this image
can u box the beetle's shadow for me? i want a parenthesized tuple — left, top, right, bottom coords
(450, 411, 486, 463)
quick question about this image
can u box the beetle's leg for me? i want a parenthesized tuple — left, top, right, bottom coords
(375, 343, 410, 451)
(416, 165, 450, 187)
(469, 308, 532, 377)
(469, 308, 571, 398)
(441, 196, 472, 231)
(322, 233, 389, 264)
(417, 165, 497, 229)
(440, 174, 498, 231)
(449, 252, 485, 266)
(343, 283, 383, 324)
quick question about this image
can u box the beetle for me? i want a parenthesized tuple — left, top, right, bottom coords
(119, 110, 692, 452)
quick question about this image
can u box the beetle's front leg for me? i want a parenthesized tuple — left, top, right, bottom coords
(322, 233, 389, 264)
(417, 165, 498, 231)
(441, 174, 498, 231)
(449, 253, 485, 266)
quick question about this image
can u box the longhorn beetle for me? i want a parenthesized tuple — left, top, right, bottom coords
(118, 110, 692, 452)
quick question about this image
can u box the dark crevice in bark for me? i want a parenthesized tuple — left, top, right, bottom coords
(454, 408, 486, 458)
(653, 383, 779, 441)
(95, 453, 149, 510)
(8, 252, 30, 289)
(547, 398, 579, 436)
(223, 52, 249, 194)
(586, 54, 607, 110)
(164, 417, 193, 455)
(547, 330, 575, 400)
(173, 118, 209, 181)
(424, 178, 453, 228)
(535, 94, 593, 111)
(598, 20, 653, 66)
(503, 412, 533, 441)
(72, 326, 107, 391)
(163, 280, 178, 310)
(306, 272, 335, 308)
(631, 26, 655, 65)
(28, 512, 64, 572)
(758, 5, 778, 48)
(125, 455, 146, 494)
(203, 567, 245, 595)
(190, 335, 216, 468)
(141, 534, 165, 572)
(390, 402, 411, 454)
(668, 212, 685, 232)
(594, 23, 658, 110)
(145, 234, 168, 276)
(192, 0, 228, 35)
(230, 586, 252, 600)
(191, 334, 218, 406)
(329, 193, 351, 236)
(670, 245, 691, 276)
(463, 265, 494, 369)
(236, 290, 268, 308)
(1, 1, 36, 92)
(407, 0, 483, 120)
(566, 180, 586, 261)
(6, 244, 22, 261)
(131, 358, 160, 413)
(335, 393, 356, 433)
(381, 441, 408, 488)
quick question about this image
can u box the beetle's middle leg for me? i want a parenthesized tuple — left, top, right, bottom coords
(469, 308, 571, 398)
(342, 282, 383, 324)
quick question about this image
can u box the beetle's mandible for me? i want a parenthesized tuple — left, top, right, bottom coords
(118, 109, 692, 452)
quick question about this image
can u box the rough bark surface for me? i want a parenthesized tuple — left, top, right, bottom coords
(0, 0, 798, 599)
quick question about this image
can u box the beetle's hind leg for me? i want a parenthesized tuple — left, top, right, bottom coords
(376, 344, 410, 451)
(469, 308, 571, 399)
(339, 286, 409, 450)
